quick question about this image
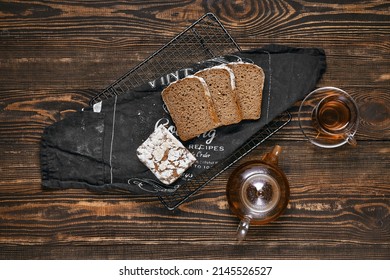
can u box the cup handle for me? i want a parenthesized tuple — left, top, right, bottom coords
(346, 135, 357, 147)
(237, 217, 251, 241)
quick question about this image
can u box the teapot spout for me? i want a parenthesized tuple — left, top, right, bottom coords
(261, 145, 282, 166)
(237, 217, 251, 242)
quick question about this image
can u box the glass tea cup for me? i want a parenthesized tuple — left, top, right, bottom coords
(298, 87, 359, 148)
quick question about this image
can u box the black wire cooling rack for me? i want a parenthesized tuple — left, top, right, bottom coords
(90, 13, 291, 210)
(89, 13, 241, 105)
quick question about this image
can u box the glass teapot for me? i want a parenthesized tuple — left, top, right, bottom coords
(226, 145, 290, 241)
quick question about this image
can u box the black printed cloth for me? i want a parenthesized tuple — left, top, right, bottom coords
(40, 45, 326, 195)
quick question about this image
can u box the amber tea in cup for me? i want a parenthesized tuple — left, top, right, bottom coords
(298, 87, 359, 148)
(315, 96, 350, 131)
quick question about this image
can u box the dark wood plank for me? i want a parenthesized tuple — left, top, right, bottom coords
(0, 0, 389, 260)
(1, 141, 389, 259)
(1, 0, 389, 91)
(1, 242, 389, 260)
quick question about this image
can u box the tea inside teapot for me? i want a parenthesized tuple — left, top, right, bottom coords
(226, 145, 289, 241)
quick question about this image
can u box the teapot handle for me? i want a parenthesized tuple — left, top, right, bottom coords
(261, 145, 282, 166)
(237, 217, 251, 241)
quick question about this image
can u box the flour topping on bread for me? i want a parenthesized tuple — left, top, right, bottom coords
(136, 125, 196, 185)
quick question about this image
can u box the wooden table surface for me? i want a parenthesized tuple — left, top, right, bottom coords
(1, 1, 389, 260)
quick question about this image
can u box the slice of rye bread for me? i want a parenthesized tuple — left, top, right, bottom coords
(194, 65, 242, 125)
(227, 62, 265, 120)
(161, 76, 220, 141)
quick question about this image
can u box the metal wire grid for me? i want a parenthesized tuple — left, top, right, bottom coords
(87, 13, 291, 209)
(159, 111, 292, 210)
(89, 13, 241, 105)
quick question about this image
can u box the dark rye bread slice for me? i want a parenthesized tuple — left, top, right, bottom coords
(161, 76, 220, 141)
(194, 65, 242, 126)
(227, 62, 265, 120)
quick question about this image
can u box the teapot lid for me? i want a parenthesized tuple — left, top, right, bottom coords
(240, 173, 281, 213)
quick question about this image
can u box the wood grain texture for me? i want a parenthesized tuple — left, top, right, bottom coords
(0, 0, 389, 259)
